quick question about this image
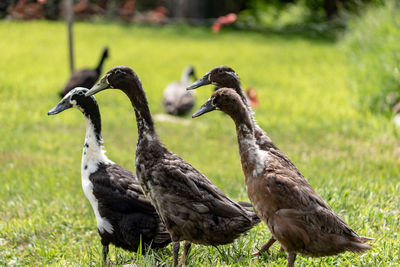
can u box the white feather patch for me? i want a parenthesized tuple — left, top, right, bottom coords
(238, 125, 269, 178)
(81, 118, 114, 234)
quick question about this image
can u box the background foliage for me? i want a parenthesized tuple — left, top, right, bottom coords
(344, 0, 400, 114)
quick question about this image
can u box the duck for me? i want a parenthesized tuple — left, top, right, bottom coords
(162, 66, 197, 116)
(85, 66, 261, 267)
(48, 87, 171, 262)
(191, 88, 373, 267)
(188, 65, 279, 254)
(60, 47, 109, 98)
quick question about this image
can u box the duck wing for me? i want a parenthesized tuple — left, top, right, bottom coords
(61, 69, 98, 97)
(266, 155, 359, 238)
(149, 152, 251, 219)
(90, 163, 157, 214)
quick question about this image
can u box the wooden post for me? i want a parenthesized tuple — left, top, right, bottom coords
(66, 0, 74, 73)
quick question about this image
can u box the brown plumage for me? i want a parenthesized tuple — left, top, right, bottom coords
(188, 65, 281, 253)
(192, 87, 373, 267)
(60, 47, 109, 98)
(85, 66, 261, 267)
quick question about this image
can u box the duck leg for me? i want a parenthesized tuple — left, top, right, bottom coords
(172, 242, 180, 267)
(287, 252, 296, 267)
(178, 241, 191, 266)
(252, 237, 276, 256)
(102, 243, 109, 263)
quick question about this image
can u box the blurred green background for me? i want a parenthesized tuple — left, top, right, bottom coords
(0, 0, 399, 266)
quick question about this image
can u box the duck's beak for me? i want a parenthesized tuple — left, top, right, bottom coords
(192, 99, 216, 118)
(85, 75, 110, 97)
(47, 100, 72, 115)
(187, 73, 211, 90)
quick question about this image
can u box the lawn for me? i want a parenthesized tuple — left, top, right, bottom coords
(0, 20, 399, 266)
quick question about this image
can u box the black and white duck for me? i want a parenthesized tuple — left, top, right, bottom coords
(162, 65, 196, 116)
(48, 87, 171, 262)
(85, 66, 261, 267)
(60, 47, 109, 98)
(192, 88, 373, 267)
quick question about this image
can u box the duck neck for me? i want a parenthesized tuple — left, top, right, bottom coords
(228, 80, 248, 108)
(233, 108, 256, 154)
(121, 75, 158, 144)
(81, 103, 109, 169)
(231, 107, 267, 179)
(181, 67, 192, 84)
(232, 82, 275, 150)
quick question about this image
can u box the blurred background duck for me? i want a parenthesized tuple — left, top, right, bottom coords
(162, 65, 196, 116)
(48, 87, 171, 262)
(192, 88, 373, 267)
(85, 66, 260, 267)
(60, 46, 109, 98)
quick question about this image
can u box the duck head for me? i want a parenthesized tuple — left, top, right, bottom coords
(186, 65, 197, 80)
(85, 66, 137, 96)
(187, 65, 240, 90)
(48, 87, 95, 115)
(192, 88, 244, 118)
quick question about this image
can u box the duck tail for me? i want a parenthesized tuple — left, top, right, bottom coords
(347, 236, 374, 253)
(237, 201, 253, 208)
(96, 47, 109, 74)
(359, 236, 374, 243)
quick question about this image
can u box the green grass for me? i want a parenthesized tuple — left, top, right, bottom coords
(0, 20, 399, 266)
(344, 0, 400, 114)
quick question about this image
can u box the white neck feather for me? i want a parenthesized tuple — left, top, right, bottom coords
(81, 117, 114, 234)
(81, 117, 112, 173)
(237, 124, 269, 178)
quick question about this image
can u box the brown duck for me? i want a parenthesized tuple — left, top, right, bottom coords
(188, 65, 281, 254)
(191, 87, 373, 267)
(85, 66, 260, 267)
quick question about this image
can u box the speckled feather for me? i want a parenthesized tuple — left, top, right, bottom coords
(136, 143, 260, 245)
(90, 66, 260, 249)
(199, 88, 373, 260)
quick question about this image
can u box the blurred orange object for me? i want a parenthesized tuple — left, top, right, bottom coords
(212, 13, 237, 33)
(246, 87, 259, 108)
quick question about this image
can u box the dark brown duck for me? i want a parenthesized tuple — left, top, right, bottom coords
(85, 66, 260, 267)
(60, 47, 109, 98)
(192, 88, 373, 267)
(48, 87, 171, 262)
